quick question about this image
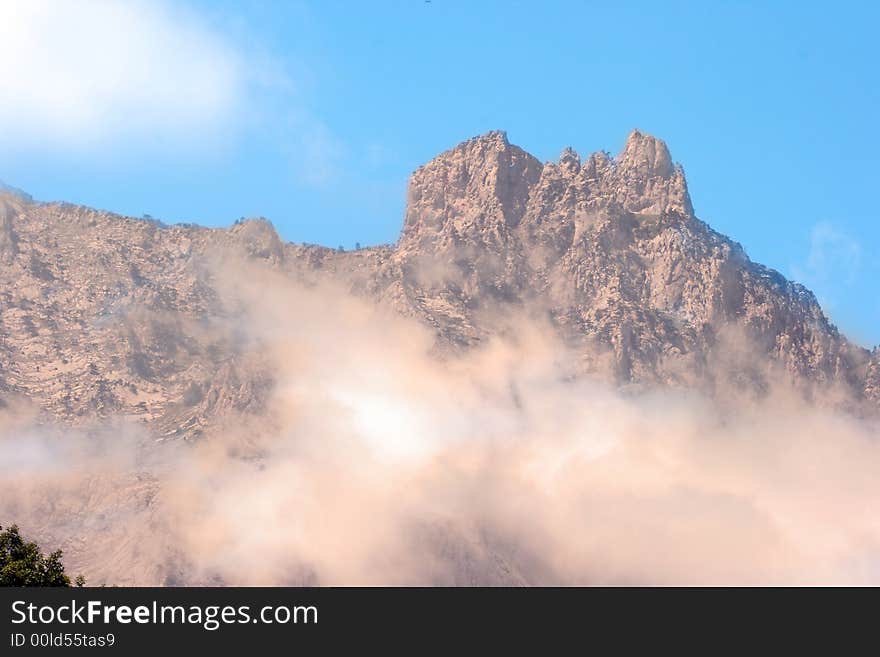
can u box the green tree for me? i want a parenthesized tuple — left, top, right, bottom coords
(0, 525, 84, 587)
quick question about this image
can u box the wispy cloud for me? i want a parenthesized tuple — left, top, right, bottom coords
(284, 116, 349, 188)
(4, 260, 880, 585)
(0, 0, 251, 149)
(0, 0, 352, 188)
(805, 222, 862, 283)
(792, 221, 862, 311)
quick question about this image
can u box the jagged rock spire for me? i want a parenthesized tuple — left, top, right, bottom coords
(617, 129, 674, 178)
(558, 147, 581, 174)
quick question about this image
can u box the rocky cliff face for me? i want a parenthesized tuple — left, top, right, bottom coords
(386, 130, 871, 397)
(0, 130, 875, 441)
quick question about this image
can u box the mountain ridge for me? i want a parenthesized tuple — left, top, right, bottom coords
(0, 130, 877, 441)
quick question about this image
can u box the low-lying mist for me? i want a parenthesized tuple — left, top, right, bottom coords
(2, 261, 879, 585)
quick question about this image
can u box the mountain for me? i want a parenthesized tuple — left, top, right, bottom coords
(4, 131, 880, 586)
(0, 130, 876, 444)
(382, 130, 875, 400)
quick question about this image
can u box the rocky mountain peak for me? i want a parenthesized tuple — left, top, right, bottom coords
(423, 130, 516, 167)
(229, 217, 284, 262)
(617, 129, 674, 179)
(558, 147, 581, 174)
(399, 130, 696, 259)
(399, 131, 542, 252)
(472, 129, 510, 147)
(605, 130, 693, 217)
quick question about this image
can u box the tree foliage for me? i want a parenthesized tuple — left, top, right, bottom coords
(0, 525, 83, 587)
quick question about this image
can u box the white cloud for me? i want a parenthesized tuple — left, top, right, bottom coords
(0, 0, 352, 188)
(0, 0, 249, 148)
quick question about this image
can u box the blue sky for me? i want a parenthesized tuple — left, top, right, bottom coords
(0, 1, 877, 345)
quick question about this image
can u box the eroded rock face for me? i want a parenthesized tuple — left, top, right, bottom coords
(0, 130, 875, 441)
(0, 202, 277, 439)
